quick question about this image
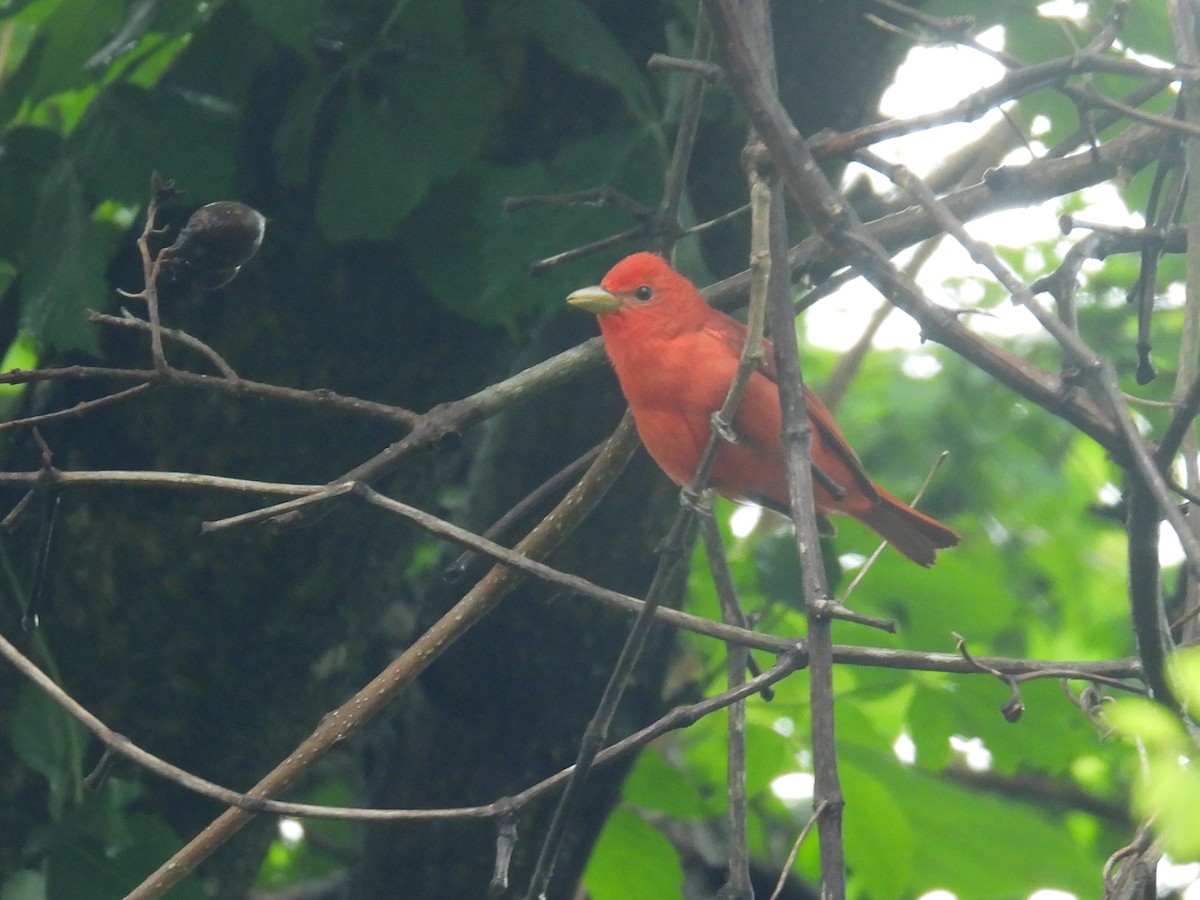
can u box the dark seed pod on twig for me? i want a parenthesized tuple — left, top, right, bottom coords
(189, 266, 242, 290)
(162, 201, 266, 288)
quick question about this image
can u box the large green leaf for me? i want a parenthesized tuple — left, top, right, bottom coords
(271, 72, 330, 187)
(0, 127, 62, 259)
(841, 742, 1104, 898)
(315, 53, 498, 242)
(400, 125, 667, 323)
(622, 748, 709, 819)
(0, 870, 46, 900)
(18, 160, 107, 353)
(841, 756, 916, 900)
(908, 676, 1106, 777)
(583, 808, 684, 900)
(1119, 0, 1174, 62)
(60, 0, 254, 203)
(45, 812, 206, 900)
(314, 80, 431, 242)
(1109, 680, 1200, 860)
(70, 84, 236, 205)
(521, 0, 656, 118)
(243, 0, 326, 55)
(16, 0, 122, 106)
(7, 682, 84, 819)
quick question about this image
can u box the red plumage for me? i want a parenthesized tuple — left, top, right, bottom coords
(568, 252, 959, 566)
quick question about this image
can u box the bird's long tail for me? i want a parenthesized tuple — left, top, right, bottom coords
(857, 490, 960, 567)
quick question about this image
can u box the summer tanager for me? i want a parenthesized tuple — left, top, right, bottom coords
(568, 252, 960, 566)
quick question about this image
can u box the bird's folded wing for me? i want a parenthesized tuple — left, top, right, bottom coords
(702, 316, 879, 503)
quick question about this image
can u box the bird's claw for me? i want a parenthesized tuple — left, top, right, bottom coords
(679, 486, 713, 515)
(710, 412, 740, 445)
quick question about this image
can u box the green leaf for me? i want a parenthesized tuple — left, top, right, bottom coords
(70, 84, 237, 205)
(0, 0, 46, 22)
(255, 777, 355, 889)
(469, 127, 663, 314)
(521, 0, 655, 117)
(121, 33, 192, 90)
(386, 63, 495, 183)
(65, 778, 145, 851)
(583, 808, 684, 900)
(744, 720, 799, 801)
(1104, 697, 1188, 750)
(1168, 645, 1200, 717)
(0, 127, 62, 259)
(622, 748, 708, 819)
(399, 125, 666, 323)
(155, 1, 265, 111)
(46, 813, 206, 900)
(315, 81, 428, 242)
(1015, 88, 1083, 151)
(80, 0, 158, 73)
(1004, 4, 1078, 63)
(272, 73, 330, 187)
(18, 159, 106, 353)
(841, 742, 1102, 898)
(315, 53, 497, 242)
(1, 870, 46, 900)
(389, 0, 466, 46)
(841, 756, 915, 900)
(243, 0, 326, 55)
(7, 682, 85, 819)
(1137, 756, 1200, 860)
(1105, 664, 1200, 859)
(908, 677, 1104, 778)
(19, 0, 122, 106)
(0, 330, 37, 408)
(1119, 0, 1174, 61)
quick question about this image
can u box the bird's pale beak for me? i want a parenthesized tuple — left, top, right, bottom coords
(566, 285, 623, 315)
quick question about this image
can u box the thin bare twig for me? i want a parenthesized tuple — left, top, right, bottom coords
(697, 506, 752, 898)
(444, 442, 603, 582)
(768, 799, 829, 900)
(117, 173, 179, 370)
(658, 7, 715, 256)
(809, 44, 1192, 163)
(503, 186, 654, 219)
(647, 52, 723, 83)
(527, 226, 651, 275)
(200, 338, 607, 531)
(1, 122, 1166, 473)
(0, 383, 151, 433)
(838, 452, 949, 608)
(89, 309, 239, 379)
(954, 632, 1025, 722)
(20, 433, 58, 631)
(0, 363, 421, 427)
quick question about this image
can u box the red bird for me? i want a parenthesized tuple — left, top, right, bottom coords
(568, 252, 959, 566)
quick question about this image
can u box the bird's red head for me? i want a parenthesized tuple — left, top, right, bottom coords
(598, 252, 671, 293)
(600, 252, 702, 304)
(575, 252, 710, 332)
(567, 252, 714, 345)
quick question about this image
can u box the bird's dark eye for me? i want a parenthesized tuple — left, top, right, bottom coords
(634, 285, 652, 301)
